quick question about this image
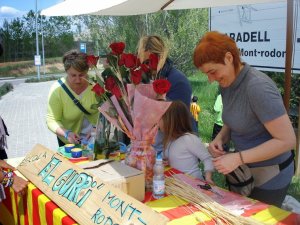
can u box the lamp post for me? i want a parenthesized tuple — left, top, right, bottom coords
(35, 0, 40, 80)
(41, 16, 45, 75)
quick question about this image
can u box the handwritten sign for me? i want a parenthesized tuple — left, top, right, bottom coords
(17, 144, 168, 225)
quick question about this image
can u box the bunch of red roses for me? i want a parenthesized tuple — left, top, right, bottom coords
(87, 42, 171, 101)
(87, 42, 172, 186)
(86, 41, 173, 138)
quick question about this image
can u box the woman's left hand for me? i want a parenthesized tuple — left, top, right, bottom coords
(12, 175, 29, 196)
(213, 153, 241, 175)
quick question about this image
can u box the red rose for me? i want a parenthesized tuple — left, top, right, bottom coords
(111, 86, 122, 100)
(140, 63, 150, 73)
(153, 79, 171, 95)
(92, 83, 105, 96)
(86, 55, 99, 68)
(149, 53, 159, 70)
(105, 76, 117, 91)
(130, 69, 142, 85)
(122, 53, 137, 68)
(109, 42, 125, 55)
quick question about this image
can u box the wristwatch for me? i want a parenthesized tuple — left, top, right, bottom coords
(64, 130, 72, 139)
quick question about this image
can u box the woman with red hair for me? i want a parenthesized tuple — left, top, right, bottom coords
(193, 31, 296, 207)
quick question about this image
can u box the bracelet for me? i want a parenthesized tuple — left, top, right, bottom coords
(238, 151, 245, 164)
(64, 130, 72, 139)
(1, 170, 14, 188)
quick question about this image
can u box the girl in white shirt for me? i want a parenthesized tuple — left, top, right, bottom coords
(159, 100, 214, 183)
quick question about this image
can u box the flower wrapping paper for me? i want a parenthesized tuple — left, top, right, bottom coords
(99, 83, 171, 188)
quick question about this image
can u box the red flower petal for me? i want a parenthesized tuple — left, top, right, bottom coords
(92, 83, 105, 96)
(153, 79, 171, 95)
(149, 53, 159, 70)
(105, 76, 117, 91)
(109, 42, 125, 55)
(130, 69, 142, 85)
(86, 55, 99, 68)
(111, 86, 122, 100)
(140, 63, 150, 73)
(123, 53, 137, 68)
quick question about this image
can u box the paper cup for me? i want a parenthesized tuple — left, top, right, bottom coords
(71, 148, 82, 158)
(64, 144, 75, 153)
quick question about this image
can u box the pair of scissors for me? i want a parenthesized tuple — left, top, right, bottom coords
(197, 183, 223, 198)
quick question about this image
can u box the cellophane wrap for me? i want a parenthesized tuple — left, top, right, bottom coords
(99, 84, 171, 189)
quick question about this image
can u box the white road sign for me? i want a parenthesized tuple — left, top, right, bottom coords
(210, 1, 300, 73)
(34, 55, 41, 66)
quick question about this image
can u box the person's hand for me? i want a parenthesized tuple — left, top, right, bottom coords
(0, 170, 4, 183)
(212, 153, 241, 175)
(208, 139, 226, 158)
(12, 175, 28, 196)
(163, 158, 169, 167)
(67, 132, 81, 145)
(85, 133, 91, 142)
(204, 172, 214, 185)
(0, 160, 15, 171)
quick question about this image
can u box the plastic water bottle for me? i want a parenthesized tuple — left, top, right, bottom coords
(86, 131, 96, 160)
(152, 151, 165, 199)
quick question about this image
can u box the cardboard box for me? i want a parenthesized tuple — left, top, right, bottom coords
(79, 159, 145, 201)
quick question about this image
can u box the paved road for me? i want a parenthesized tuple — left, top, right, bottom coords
(0, 81, 58, 158)
(0, 78, 26, 87)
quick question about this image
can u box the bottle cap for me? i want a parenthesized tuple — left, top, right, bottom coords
(156, 151, 163, 161)
(81, 138, 88, 145)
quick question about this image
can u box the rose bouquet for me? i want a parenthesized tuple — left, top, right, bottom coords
(87, 42, 171, 189)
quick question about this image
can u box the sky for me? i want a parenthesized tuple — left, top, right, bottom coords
(0, 0, 63, 19)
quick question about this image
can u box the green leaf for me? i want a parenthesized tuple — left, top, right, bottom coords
(102, 68, 115, 80)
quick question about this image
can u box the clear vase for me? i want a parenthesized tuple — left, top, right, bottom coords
(94, 114, 120, 159)
(125, 141, 156, 191)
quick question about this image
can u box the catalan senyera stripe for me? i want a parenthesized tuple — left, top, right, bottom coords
(53, 208, 68, 225)
(251, 205, 291, 224)
(45, 201, 58, 225)
(160, 203, 199, 220)
(38, 194, 51, 225)
(18, 194, 27, 225)
(61, 215, 78, 225)
(165, 212, 212, 225)
(163, 205, 213, 224)
(32, 188, 43, 225)
(23, 195, 29, 225)
(146, 195, 188, 212)
(275, 213, 300, 225)
(241, 201, 270, 217)
(27, 183, 34, 225)
(11, 188, 18, 224)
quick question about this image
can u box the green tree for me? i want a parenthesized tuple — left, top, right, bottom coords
(0, 11, 74, 62)
(76, 9, 208, 75)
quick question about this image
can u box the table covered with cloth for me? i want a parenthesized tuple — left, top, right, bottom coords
(0, 166, 299, 225)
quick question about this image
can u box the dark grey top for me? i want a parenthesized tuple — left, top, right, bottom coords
(221, 63, 293, 189)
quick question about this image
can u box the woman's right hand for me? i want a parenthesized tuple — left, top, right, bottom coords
(209, 124, 230, 158)
(208, 139, 226, 158)
(67, 132, 81, 144)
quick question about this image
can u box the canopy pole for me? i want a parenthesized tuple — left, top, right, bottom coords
(296, 104, 300, 176)
(283, 0, 293, 112)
